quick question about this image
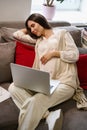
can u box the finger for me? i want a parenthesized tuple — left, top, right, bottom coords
(41, 57, 47, 64)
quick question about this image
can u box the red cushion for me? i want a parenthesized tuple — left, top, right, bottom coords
(15, 41, 35, 67)
(76, 54, 87, 89)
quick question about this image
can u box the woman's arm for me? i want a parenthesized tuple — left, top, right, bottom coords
(40, 50, 60, 65)
(13, 28, 27, 37)
(40, 30, 79, 64)
(13, 28, 36, 43)
(60, 31, 79, 63)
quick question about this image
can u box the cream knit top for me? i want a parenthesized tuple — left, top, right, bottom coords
(33, 29, 80, 90)
(14, 28, 87, 109)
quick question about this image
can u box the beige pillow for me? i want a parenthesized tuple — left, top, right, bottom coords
(0, 42, 16, 83)
(0, 27, 18, 42)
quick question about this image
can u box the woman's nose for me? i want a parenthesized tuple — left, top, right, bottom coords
(31, 28, 34, 33)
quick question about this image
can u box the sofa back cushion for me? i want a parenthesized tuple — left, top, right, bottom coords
(0, 27, 18, 42)
(77, 54, 87, 89)
(0, 42, 16, 83)
(54, 26, 82, 47)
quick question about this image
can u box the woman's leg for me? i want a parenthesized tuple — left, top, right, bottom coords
(8, 82, 33, 109)
(17, 84, 75, 130)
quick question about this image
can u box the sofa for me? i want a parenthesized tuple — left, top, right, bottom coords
(0, 21, 87, 130)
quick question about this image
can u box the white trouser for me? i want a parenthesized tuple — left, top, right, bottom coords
(8, 82, 75, 130)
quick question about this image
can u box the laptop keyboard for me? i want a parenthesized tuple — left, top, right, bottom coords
(50, 85, 54, 89)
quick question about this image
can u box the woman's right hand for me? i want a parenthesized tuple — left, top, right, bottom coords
(40, 50, 60, 65)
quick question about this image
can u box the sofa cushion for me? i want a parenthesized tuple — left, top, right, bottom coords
(0, 27, 18, 42)
(66, 26, 82, 47)
(0, 98, 19, 130)
(15, 41, 35, 67)
(54, 26, 82, 47)
(76, 54, 87, 89)
(78, 47, 87, 54)
(0, 42, 16, 83)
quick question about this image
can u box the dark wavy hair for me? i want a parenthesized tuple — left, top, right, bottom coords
(25, 13, 52, 39)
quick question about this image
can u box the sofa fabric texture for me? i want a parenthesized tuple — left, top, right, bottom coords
(0, 27, 18, 42)
(0, 22, 87, 130)
(0, 42, 16, 83)
(54, 26, 82, 47)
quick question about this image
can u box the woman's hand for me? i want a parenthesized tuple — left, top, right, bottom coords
(13, 28, 27, 39)
(40, 50, 60, 64)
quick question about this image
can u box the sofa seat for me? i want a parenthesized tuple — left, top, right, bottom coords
(0, 83, 19, 130)
(1, 82, 87, 130)
(50, 89, 87, 130)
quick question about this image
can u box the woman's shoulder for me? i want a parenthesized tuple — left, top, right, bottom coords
(53, 27, 67, 34)
(53, 28, 67, 38)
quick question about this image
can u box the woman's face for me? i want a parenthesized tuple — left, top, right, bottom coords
(28, 20, 44, 37)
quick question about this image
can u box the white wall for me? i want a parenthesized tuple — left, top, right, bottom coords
(0, 0, 31, 22)
(81, 0, 87, 12)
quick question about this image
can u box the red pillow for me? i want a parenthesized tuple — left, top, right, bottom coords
(76, 54, 87, 89)
(15, 41, 35, 67)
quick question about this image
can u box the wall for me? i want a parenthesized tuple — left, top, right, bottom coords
(0, 0, 31, 22)
(81, 0, 87, 12)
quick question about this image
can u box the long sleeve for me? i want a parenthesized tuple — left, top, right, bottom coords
(13, 30, 36, 44)
(59, 31, 79, 63)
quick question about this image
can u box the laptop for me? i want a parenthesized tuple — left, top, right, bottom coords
(10, 63, 60, 96)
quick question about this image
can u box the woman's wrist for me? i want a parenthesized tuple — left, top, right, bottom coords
(52, 50, 60, 58)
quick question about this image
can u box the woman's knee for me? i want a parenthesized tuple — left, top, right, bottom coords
(55, 84, 75, 101)
(8, 83, 14, 92)
(8, 82, 17, 95)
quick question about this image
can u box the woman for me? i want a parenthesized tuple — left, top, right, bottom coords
(9, 13, 85, 130)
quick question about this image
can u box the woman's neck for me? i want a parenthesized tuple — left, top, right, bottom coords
(43, 29, 54, 39)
